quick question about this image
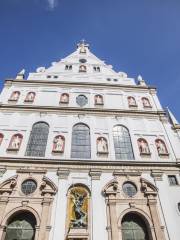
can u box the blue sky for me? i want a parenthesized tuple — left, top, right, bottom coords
(0, 0, 180, 121)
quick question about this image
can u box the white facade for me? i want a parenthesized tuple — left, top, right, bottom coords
(0, 42, 180, 240)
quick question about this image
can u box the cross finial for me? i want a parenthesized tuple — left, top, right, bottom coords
(77, 39, 90, 50)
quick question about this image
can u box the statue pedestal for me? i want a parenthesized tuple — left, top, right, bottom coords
(66, 227, 89, 239)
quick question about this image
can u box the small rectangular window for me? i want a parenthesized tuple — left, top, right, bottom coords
(65, 65, 72, 70)
(168, 175, 178, 186)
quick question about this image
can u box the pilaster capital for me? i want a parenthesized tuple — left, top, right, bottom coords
(151, 170, 163, 181)
(57, 168, 70, 180)
(89, 169, 102, 180)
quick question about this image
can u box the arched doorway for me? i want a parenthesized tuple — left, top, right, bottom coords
(122, 213, 149, 240)
(5, 211, 36, 240)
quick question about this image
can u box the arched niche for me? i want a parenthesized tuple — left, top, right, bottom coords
(66, 184, 91, 240)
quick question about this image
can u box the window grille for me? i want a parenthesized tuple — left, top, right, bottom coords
(25, 122, 49, 157)
(122, 213, 149, 240)
(113, 125, 134, 160)
(5, 212, 36, 240)
(21, 179, 37, 195)
(123, 182, 137, 197)
(71, 123, 91, 159)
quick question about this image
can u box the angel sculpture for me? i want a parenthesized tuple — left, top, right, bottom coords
(70, 190, 87, 228)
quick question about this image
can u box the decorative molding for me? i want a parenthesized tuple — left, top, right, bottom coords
(17, 168, 47, 174)
(151, 170, 163, 181)
(89, 169, 102, 180)
(113, 170, 142, 176)
(57, 168, 70, 179)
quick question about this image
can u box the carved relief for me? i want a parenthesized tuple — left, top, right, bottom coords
(52, 135, 65, 153)
(7, 134, 23, 151)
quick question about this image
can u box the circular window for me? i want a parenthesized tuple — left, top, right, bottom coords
(21, 179, 37, 195)
(123, 182, 137, 197)
(76, 95, 88, 107)
(79, 58, 87, 63)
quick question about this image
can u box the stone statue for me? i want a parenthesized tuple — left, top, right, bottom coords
(156, 140, 167, 155)
(95, 95, 103, 105)
(142, 98, 150, 107)
(97, 137, 108, 153)
(79, 65, 86, 72)
(11, 135, 21, 149)
(60, 94, 69, 103)
(138, 139, 150, 154)
(128, 97, 136, 106)
(26, 92, 35, 101)
(53, 136, 64, 152)
(71, 191, 87, 228)
(11, 92, 19, 101)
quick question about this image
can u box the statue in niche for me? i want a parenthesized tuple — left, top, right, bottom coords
(138, 139, 150, 154)
(128, 96, 136, 106)
(142, 97, 151, 107)
(60, 93, 69, 103)
(0, 134, 3, 145)
(53, 135, 65, 152)
(70, 190, 87, 228)
(10, 91, 20, 101)
(79, 65, 86, 72)
(156, 139, 168, 155)
(97, 137, 108, 154)
(26, 92, 35, 102)
(79, 43, 86, 54)
(10, 135, 22, 150)
(95, 95, 103, 105)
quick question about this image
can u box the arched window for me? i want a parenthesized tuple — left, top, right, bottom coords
(5, 211, 36, 240)
(24, 92, 36, 102)
(113, 125, 134, 160)
(25, 122, 49, 157)
(71, 123, 91, 159)
(9, 91, 20, 102)
(155, 139, 168, 156)
(8, 134, 23, 151)
(122, 213, 149, 240)
(137, 138, 150, 155)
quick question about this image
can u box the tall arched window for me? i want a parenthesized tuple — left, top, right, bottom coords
(25, 122, 49, 157)
(122, 213, 149, 240)
(113, 125, 134, 160)
(71, 123, 91, 159)
(5, 211, 36, 240)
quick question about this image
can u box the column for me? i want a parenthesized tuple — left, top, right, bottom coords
(52, 168, 70, 240)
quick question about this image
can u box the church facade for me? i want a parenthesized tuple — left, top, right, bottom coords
(0, 42, 180, 240)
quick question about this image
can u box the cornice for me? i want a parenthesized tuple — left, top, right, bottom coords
(0, 104, 166, 118)
(4, 79, 156, 91)
(0, 156, 179, 170)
